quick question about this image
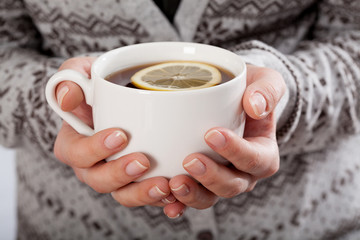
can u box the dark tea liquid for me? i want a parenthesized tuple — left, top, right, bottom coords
(105, 61, 235, 89)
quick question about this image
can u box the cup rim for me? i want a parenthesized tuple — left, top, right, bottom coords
(92, 42, 246, 95)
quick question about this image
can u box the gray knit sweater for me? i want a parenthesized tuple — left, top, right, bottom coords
(1, 0, 360, 239)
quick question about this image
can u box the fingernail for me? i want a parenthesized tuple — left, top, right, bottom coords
(171, 184, 190, 196)
(162, 194, 176, 204)
(57, 85, 69, 107)
(148, 186, 167, 199)
(205, 130, 226, 148)
(250, 92, 267, 117)
(164, 208, 185, 219)
(104, 131, 126, 149)
(125, 160, 148, 176)
(167, 213, 182, 219)
(184, 158, 206, 176)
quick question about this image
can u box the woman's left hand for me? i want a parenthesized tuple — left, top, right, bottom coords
(163, 64, 286, 218)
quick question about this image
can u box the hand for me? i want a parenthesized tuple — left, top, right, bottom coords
(164, 65, 286, 218)
(53, 57, 175, 208)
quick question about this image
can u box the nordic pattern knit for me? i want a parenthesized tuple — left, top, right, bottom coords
(1, 0, 360, 239)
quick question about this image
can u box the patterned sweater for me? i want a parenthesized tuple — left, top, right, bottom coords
(1, 0, 360, 239)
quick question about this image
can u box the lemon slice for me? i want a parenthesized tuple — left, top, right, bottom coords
(131, 61, 222, 91)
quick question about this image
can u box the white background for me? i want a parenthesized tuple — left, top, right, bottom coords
(0, 146, 17, 240)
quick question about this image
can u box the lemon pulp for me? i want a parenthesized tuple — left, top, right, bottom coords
(130, 61, 222, 91)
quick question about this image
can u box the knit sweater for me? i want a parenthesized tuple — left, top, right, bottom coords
(1, 0, 360, 239)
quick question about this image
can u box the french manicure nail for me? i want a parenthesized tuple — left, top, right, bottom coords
(205, 130, 226, 148)
(104, 131, 126, 149)
(125, 160, 148, 176)
(167, 213, 181, 219)
(250, 92, 267, 117)
(171, 184, 190, 196)
(184, 158, 206, 176)
(57, 85, 69, 107)
(164, 208, 184, 219)
(148, 186, 167, 199)
(162, 194, 176, 204)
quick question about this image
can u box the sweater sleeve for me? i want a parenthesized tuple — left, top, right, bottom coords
(0, 0, 64, 157)
(235, 0, 360, 156)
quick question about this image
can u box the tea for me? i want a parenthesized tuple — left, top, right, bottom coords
(105, 61, 235, 90)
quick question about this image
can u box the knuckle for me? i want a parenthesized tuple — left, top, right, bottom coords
(66, 148, 89, 168)
(220, 180, 246, 198)
(201, 176, 217, 189)
(87, 137, 103, 158)
(246, 152, 261, 173)
(65, 148, 77, 163)
(86, 147, 102, 165)
(225, 142, 243, 162)
(263, 83, 280, 108)
(70, 140, 103, 169)
(260, 68, 285, 103)
(107, 160, 128, 185)
(82, 170, 108, 194)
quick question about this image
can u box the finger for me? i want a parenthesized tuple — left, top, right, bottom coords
(163, 201, 186, 219)
(54, 125, 128, 168)
(56, 81, 85, 112)
(204, 127, 279, 177)
(56, 90, 93, 127)
(56, 57, 96, 112)
(169, 175, 219, 209)
(149, 195, 177, 207)
(161, 193, 177, 205)
(72, 152, 150, 193)
(58, 57, 96, 76)
(182, 154, 255, 199)
(111, 177, 171, 207)
(243, 65, 286, 119)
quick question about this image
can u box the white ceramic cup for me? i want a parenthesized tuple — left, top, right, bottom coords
(46, 42, 247, 179)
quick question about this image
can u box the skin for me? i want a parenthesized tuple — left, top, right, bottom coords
(53, 57, 286, 218)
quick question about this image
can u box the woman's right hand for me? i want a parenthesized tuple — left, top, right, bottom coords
(52, 57, 175, 208)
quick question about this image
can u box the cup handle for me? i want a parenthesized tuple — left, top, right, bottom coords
(45, 69, 95, 136)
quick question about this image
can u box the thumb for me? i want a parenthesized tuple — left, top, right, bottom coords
(243, 65, 286, 120)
